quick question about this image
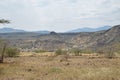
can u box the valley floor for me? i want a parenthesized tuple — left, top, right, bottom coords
(0, 52, 120, 80)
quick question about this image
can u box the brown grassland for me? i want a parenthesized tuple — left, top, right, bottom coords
(0, 52, 120, 80)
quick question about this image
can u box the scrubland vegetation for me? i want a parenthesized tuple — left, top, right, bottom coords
(0, 50, 120, 80)
(0, 35, 120, 80)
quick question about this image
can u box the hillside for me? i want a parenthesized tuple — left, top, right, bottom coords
(71, 25, 120, 51)
(0, 25, 120, 52)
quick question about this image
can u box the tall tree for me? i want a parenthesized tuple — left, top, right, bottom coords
(0, 19, 10, 63)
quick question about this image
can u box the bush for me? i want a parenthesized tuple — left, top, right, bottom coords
(105, 52, 115, 59)
(104, 49, 115, 59)
(71, 48, 82, 56)
(55, 49, 68, 55)
(55, 49, 63, 55)
(34, 50, 46, 53)
(5, 47, 20, 57)
(55, 49, 69, 61)
(81, 49, 93, 54)
(103, 46, 115, 59)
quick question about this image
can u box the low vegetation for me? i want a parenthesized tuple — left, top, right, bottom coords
(70, 48, 82, 56)
(34, 50, 46, 53)
(97, 46, 116, 59)
(55, 49, 67, 55)
(0, 40, 19, 63)
(55, 49, 69, 61)
(0, 52, 120, 80)
(5, 47, 20, 57)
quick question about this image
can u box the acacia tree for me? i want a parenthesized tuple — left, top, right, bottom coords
(0, 19, 10, 63)
(0, 19, 10, 24)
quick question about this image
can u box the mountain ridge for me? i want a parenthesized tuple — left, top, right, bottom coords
(0, 25, 112, 33)
(68, 26, 112, 33)
(0, 27, 25, 33)
(0, 27, 50, 34)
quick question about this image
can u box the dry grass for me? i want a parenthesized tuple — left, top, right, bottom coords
(0, 52, 120, 80)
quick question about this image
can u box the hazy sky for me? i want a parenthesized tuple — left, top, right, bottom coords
(0, 0, 120, 32)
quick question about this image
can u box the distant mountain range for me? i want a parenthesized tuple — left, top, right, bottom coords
(68, 26, 112, 33)
(0, 26, 112, 34)
(0, 27, 50, 34)
(0, 27, 25, 33)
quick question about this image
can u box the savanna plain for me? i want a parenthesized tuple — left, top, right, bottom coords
(0, 52, 120, 80)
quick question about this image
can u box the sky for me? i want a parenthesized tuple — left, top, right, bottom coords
(0, 0, 120, 32)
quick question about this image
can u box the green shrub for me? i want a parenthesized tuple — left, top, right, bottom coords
(55, 49, 69, 61)
(55, 49, 63, 55)
(49, 67, 62, 73)
(81, 49, 93, 54)
(5, 47, 20, 57)
(55, 49, 68, 55)
(34, 50, 46, 53)
(71, 48, 82, 56)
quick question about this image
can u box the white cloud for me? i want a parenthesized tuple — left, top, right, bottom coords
(0, 0, 120, 32)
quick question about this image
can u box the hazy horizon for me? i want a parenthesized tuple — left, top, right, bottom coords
(0, 25, 112, 32)
(0, 0, 120, 32)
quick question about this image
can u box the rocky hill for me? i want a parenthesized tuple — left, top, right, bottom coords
(71, 25, 120, 51)
(0, 25, 120, 52)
